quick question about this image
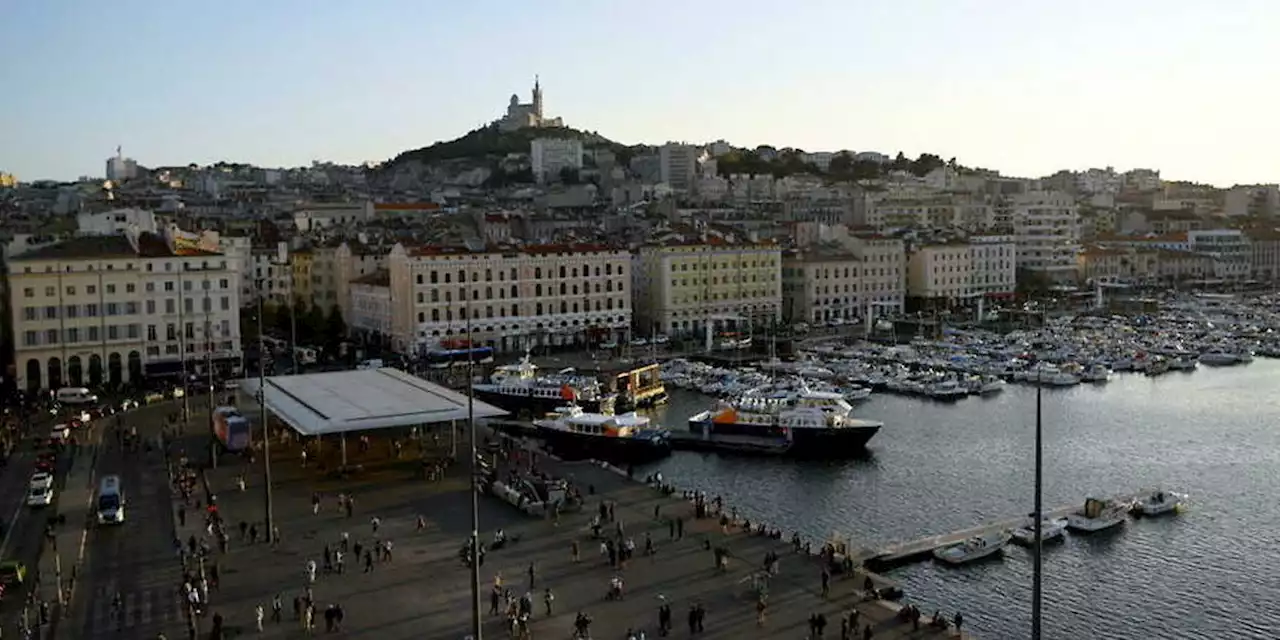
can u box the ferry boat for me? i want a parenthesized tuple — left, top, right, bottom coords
(932, 531, 1011, 565)
(472, 356, 615, 417)
(531, 405, 671, 463)
(686, 389, 882, 458)
(1066, 497, 1129, 533)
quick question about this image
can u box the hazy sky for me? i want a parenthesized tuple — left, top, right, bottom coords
(2, 1, 1277, 186)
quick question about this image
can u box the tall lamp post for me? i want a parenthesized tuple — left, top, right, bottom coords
(1032, 324, 1045, 640)
(256, 280, 276, 534)
(465, 278, 483, 639)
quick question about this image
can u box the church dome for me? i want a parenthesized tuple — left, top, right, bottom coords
(510, 94, 520, 106)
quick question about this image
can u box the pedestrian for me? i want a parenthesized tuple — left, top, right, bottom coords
(371, 516, 381, 534)
(862, 623, 872, 640)
(543, 588, 554, 616)
(248, 523, 258, 544)
(255, 604, 264, 632)
(178, 505, 186, 527)
(755, 596, 766, 626)
(570, 539, 580, 562)
(311, 493, 320, 515)
(271, 594, 282, 623)
(821, 569, 830, 598)
(363, 550, 374, 572)
(527, 562, 536, 589)
(416, 514, 426, 531)
(954, 612, 964, 633)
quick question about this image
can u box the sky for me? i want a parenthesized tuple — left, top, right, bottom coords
(2, 0, 1277, 186)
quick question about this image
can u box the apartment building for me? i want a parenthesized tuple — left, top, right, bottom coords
(348, 269, 392, 339)
(907, 241, 972, 304)
(968, 234, 1017, 298)
(1011, 190, 1080, 282)
(781, 249, 863, 324)
(246, 244, 291, 306)
(841, 233, 906, 314)
(387, 243, 632, 355)
(333, 242, 389, 322)
(658, 143, 698, 193)
(1188, 230, 1250, 280)
(531, 137, 584, 184)
(7, 229, 242, 391)
(633, 242, 782, 336)
(1245, 228, 1280, 281)
(867, 196, 994, 232)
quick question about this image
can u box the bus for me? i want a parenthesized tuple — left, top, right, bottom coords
(212, 406, 252, 452)
(97, 475, 125, 525)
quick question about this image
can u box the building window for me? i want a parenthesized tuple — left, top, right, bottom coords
(167, 324, 176, 340)
(106, 303, 119, 316)
(23, 307, 36, 321)
(88, 326, 99, 341)
(66, 286, 76, 295)
(125, 301, 139, 315)
(22, 288, 33, 298)
(23, 331, 37, 346)
(66, 328, 79, 343)
(202, 297, 212, 313)
(221, 297, 230, 311)
(220, 279, 229, 289)
(45, 286, 55, 296)
(166, 299, 175, 314)
(146, 282, 155, 292)
(106, 284, 116, 294)
(185, 323, 194, 339)
(185, 298, 194, 313)
(44, 306, 58, 320)
(126, 283, 136, 293)
(45, 329, 58, 344)
(148, 325, 157, 341)
(165, 281, 174, 292)
(108, 325, 119, 340)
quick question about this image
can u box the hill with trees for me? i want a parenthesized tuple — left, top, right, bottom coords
(386, 124, 629, 168)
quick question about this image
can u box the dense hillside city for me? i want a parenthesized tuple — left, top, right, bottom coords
(2, 79, 1278, 393)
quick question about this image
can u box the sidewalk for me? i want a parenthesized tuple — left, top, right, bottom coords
(41, 441, 99, 639)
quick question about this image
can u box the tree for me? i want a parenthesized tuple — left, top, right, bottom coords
(302, 304, 326, 345)
(559, 166, 581, 184)
(324, 306, 347, 351)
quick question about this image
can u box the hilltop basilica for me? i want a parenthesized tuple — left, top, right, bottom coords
(498, 76, 564, 132)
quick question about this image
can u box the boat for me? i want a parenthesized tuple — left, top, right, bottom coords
(1134, 490, 1183, 516)
(531, 405, 671, 463)
(925, 378, 969, 402)
(1066, 497, 1130, 532)
(1198, 350, 1239, 366)
(977, 376, 1005, 395)
(842, 386, 872, 402)
(686, 389, 882, 458)
(472, 356, 615, 417)
(1010, 517, 1068, 545)
(1079, 364, 1112, 383)
(932, 531, 1011, 565)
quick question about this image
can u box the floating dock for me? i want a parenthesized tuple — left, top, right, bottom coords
(862, 491, 1147, 571)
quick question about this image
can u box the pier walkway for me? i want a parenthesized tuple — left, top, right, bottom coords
(185, 423, 973, 639)
(863, 492, 1146, 571)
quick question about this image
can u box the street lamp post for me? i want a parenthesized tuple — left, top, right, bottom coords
(1032, 346, 1045, 639)
(465, 282, 483, 639)
(256, 283, 276, 534)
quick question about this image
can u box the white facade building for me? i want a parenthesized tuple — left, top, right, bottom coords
(7, 229, 242, 391)
(76, 208, 159, 236)
(968, 234, 1017, 298)
(1188, 230, 1250, 280)
(659, 143, 698, 193)
(1011, 190, 1080, 280)
(387, 244, 632, 354)
(348, 270, 392, 338)
(530, 138, 584, 184)
(105, 149, 138, 181)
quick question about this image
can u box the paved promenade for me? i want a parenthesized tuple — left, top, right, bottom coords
(193, 422, 971, 639)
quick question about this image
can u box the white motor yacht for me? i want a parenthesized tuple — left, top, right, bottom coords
(842, 386, 872, 402)
(932, 531, 1011, 565)
(1136, 490, 1183, 516)
(1079, 364, 1112, 383)
(926, 379, 969, 402)
(1011, 517, 1068, 545)
(977, 376, 1005, 395)
(1066, 498, 1130, 532)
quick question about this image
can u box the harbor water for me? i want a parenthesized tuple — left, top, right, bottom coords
(638, 359, 1280, 639)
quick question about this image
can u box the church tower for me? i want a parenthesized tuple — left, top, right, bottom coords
(532, 75, 543, 119)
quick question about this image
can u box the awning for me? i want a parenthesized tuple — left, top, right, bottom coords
(237, 368, 508, 437)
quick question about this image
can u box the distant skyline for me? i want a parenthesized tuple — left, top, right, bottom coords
(2, 1, 1278, 186)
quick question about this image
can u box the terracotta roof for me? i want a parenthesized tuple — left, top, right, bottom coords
(375, 202, 440, 211)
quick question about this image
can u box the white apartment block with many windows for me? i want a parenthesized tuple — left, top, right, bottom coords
(1011, 190, 1080, 281)
(633, 242, 782, 336)
(7, 230, 242, 391)
(907, 242, 973, 302)
(968, 234, 1017, 298)
(387, 244, 631, 355)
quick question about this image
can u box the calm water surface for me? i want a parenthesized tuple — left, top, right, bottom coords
(638, 360, 1280, 640)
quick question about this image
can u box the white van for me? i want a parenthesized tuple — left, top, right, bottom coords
(56, 387, 99, 405)
(96, 475, 125, 525)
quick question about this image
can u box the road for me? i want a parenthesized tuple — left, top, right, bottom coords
(68, 403, 195, 639)
(0, 408, 80, 635)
